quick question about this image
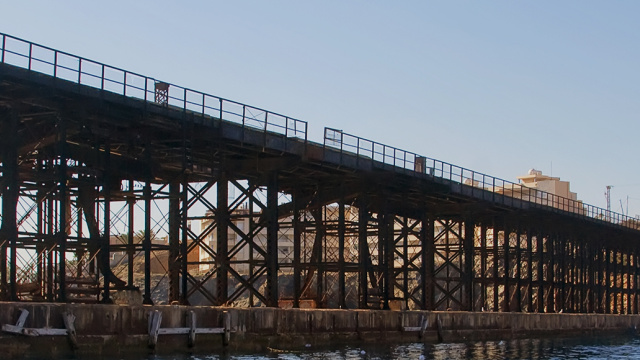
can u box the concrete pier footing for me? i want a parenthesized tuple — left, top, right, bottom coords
(0, 302, 638, 358)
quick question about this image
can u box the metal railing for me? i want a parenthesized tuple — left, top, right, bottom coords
(324, 128, 640, 230)
(0, 32, 307, 142)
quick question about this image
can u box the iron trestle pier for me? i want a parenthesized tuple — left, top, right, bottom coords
(0, 32, 639, 315)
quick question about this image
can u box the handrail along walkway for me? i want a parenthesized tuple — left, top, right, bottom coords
(323, 127, 640, 231)
(0, 32, 307, 144)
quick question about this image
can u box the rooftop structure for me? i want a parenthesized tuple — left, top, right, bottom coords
(496, 169, 584, 214)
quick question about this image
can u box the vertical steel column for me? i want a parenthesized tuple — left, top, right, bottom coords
(569, 239, 574, 312)
(378, 212, 386, 309)
(547, 235, 555, 312)
(632, 251, 636, 314)
(559, 239, 567, 312)
(127, 179, 135, 287)
(379, 211, 392, 310)
(575, 243, 581, 312)
(314, 206, 324, 308)
(621, 251, 627, 314)
(181, 176, 188, 304)
(614, 249, 619, 313)
(422, 213, 434, 310)
(570, 239, 575, 312)
(385, 213, 394, 310)
(292, 188, 301, 308)
(574, 241, 580, 312)
(611, 249, 616, 314)
(612, 250, 618, 314)
(626, 252, 631, 314)
(633, 251, 636, 314)
(562, 238, 567, 312)
(57, 115, 68, 302)
(503, 227, 510, 312)
(168, 182, 180, 302)
(619, 250, 623, 313)
(88, 182, 97, 278)
(617, 250, 622, 313)
(493, 222, 500, 312)
(602, 246, 607, 313)
(595, 246, 601, 313)
(1, 108, 18, 300)
(594, 245, 600, 313)
(527, 231, 533, 311)
(583, 243, 589, 313)
(611, 249, 620, 314)
(36, 161, 44, 299)
(265, 172, 279, 307)
(338, 196, 346, 309)
(603, 246, 609, 313)
(181, 98, 191, 305)
(577, 241, 582, 312)
(624, 249, 631, 314)
(580, 242, 591, 312)
(0, 162, 6, 300)
(216, 174, 229, 305)
(358, 202, 369, 309)
(601, 247, 608, 313)
(618, 250, 623, 313)
(463, 219, 474, 311)
(101, 139, 111, 303)
(515, 227, 522, 312)
(537, 234, 544, 313)
(587, 243, 598, 313)
(401, 216, 409, 308)
(634, 251, 639, 314)
(248, 180, 255, 307)
(625, 251, 629, 313)
(480, 224, 487, 310)
(73, 199, 82, 277)
(142, 168, 153, 305)
(574, 242, 580, 312)
(46, 196, 54, 301)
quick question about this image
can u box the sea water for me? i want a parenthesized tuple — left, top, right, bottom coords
(23, 335, 640, 360)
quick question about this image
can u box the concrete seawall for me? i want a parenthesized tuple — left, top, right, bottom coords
(0, 302, 639, 358)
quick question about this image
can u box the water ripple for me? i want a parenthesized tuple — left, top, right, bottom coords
(23, 336, 640, 360)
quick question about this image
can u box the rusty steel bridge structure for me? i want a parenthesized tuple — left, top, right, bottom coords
(1, 32, 639, 314)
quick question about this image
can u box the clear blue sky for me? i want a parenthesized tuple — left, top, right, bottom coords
(2, 1, 640, 216)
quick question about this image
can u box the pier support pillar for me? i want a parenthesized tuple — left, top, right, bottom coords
(503, 227, 510, 312)
(265, 172, 279, 307)
(462, 219, 475, 311)
(526, 230, 533, 312)
(216, 173, 229, 305)
(338, 190, 347, 309)
(168, 182, 180, 303)
(142, 144, 153, 305)
(100, 138, 110, 303)
(421, 214, 435, 310)
(0, 107, 19, 301)
(358, 200, 370, 309)
(537, 233, 544, 313)
(56, 115, 69, 302)
(127, 180, 135, 288)
(292, 187, 301, 308)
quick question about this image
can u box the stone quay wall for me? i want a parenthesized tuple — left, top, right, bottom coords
(0, 302, 638, 358)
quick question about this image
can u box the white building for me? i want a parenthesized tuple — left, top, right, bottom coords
(497, 169, 584, 214)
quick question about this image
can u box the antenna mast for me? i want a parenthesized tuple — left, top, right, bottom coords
(605, 185, 612, 221)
